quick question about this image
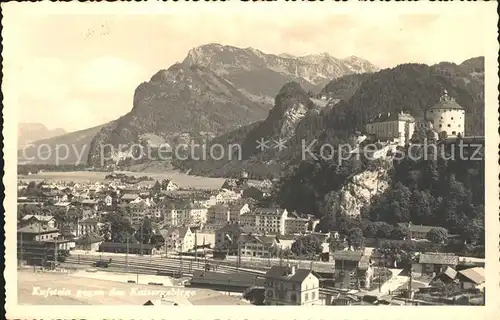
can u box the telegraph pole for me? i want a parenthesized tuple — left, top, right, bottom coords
(126, 233, 129, 272)
(20, 231, 23, 267)
(195, 229, 198, 264)
(54, 240, 58, 270)
(140, 221, 143, 256)
(237, 240, 241, 270)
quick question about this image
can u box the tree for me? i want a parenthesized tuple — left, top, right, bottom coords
(438, 131, 448, 141)
(152, 181, 162, 193)
(315, 215, 335, 233)
(375, 222, 394, 239)
(363, 222, 378, 238)
(329, 237, 347, 252)
(135, 217, 153, 244)
(291, 235, 322, 256)
(391, 225, 409, 240)
(103, 212, 134, 243)
(426, 227, 449, 244)
(320, 191, 340, 216)
(347, 228, 364, 250)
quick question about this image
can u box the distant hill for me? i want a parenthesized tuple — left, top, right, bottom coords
(18, 123, 66, 149)
(18, 124, 105, 165)
(319, 73, 371, 102)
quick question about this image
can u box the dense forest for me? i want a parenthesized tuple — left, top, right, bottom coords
(319, 72, 371, 101)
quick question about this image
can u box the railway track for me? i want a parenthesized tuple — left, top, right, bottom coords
(64, 254, 265, 277)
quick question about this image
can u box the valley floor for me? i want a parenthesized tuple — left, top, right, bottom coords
(18, 170, 226, 190)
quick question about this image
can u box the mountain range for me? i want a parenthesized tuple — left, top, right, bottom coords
(183, 44, 379, 99)
(18, 123, 66, 149)
(18, 124, 104, 165)
(17, 44, 484, 178)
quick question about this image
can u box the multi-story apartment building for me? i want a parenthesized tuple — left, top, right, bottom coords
(264, 265, 320, 305)
(207, 205, 229, 225)
(229, 202, 250, 222)
(215, 189, 241, 204)
(239, 208, 288, 235)
(284, 217, 309, 235)
(214, 223, 255, 254)
(161, 226, 194, 253)
(164, 201, 208, 227)
(239, 234, 279, 258)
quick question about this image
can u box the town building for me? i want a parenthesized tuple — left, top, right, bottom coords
(215, 189, 241, 204)
(239, 234, 279, 258)
(424, 90, 465, 137)
(332, 251, 373, 290)
(264, 265, 320, 305)
(397, 223, 449, 240)
(228, 202, 251, 222)
(284, 217, 310, 235)
(207, 204, 229, 225)
(18, 224, 60, 242)
(75, 231, 103, 251)
(160, 227, 194, 253)
(239, 208, 288, 235)
(412, 253, 459, 276)
(214, 223, 255, 254)
(162, 179, 179, 191)
(78, 217, 100, 235)
(456, 267, 485, 290)
(20, 215, 56, 229)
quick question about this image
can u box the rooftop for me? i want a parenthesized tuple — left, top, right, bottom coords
(418, 253, 459, 265)
(18, 225, 59, 234)
(264, 266, 314, 283)
(333, 250, 364, 262)
(21, 215, 54, 222)
(253, 208, 286, 216)
(457, 267, 485, 285)
(427, 90, 464, 111)
(397, 223, 448, 234)
(368, 111, 415, 124)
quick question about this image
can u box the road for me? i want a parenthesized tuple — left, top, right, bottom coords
(368, 269, 408, 296)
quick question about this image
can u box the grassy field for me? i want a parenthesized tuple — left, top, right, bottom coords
(18, 170, 225, 190)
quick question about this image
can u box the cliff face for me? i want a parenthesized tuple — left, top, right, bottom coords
(337, 167, 390, 217)
(87, 64, 269, 167)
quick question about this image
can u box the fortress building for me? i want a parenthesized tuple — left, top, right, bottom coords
(424, 90, 465, 138)
(365, 111, 415, 146)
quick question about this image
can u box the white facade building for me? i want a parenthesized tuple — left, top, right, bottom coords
(425, 91, 465, 137)
(365, 111, 415, 146)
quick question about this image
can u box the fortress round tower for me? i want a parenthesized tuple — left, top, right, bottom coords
(425, 90, 465, 137)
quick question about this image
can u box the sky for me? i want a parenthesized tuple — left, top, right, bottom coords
(2, 2, 494, 133)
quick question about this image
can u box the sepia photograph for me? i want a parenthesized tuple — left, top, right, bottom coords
(2, 1, 499, 319)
